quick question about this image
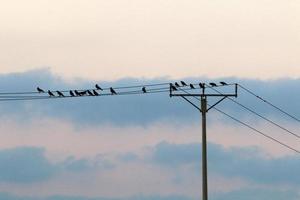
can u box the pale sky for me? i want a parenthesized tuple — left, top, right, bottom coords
(0, 0, 299, 80)
(0, 1, 300, 200)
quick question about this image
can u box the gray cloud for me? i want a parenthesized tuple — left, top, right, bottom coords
(0, 147, 57, 183)
(0, 68, 299, 127)
(152, 141, 300, 185)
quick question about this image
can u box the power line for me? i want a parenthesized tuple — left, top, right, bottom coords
(176, 87, 300, 154)
(212, 106, 300, 154)
(238, 84, 300, 123)
(207, 85, 300, 140)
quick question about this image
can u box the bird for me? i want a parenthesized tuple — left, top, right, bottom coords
(69, 91, 75, 97)
(220, 81, 227, 85)
(209, 82, 217, 87)
(110, 87, 117, 95)
(180, 81, 188, 87)
(57, 91, 65, 97)
(95, 84, 103, 90)
(170, 84, 177, 91)
(190, 84, 195, 89)
(74, 90, 81, 96)
(87, 90, 94, 96)
(142, 87, 147, 93)
(175, 82, 180, 87)
(79, 91, 87, 96)
(199, 83, 205, 89)
(93, 90, 99, 96)
(37, 87, 45, 93)
(48, 90, 55, 97)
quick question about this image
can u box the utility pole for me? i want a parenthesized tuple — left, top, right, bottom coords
(170, 83, 238, 200)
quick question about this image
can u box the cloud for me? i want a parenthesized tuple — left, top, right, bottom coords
(211, 188, 300, 200)
(151, 141, 300, 185)
(0, 147, 57, 183)
(0, 68, 300, 127)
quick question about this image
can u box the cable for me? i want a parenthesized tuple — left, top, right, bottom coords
(212, 106, 300, 154)
(0, 87, 172, 102)
(176, 87, 300, 154)
(238, 84, 300, 123)
(0, 82, 171, 95)
(207, 85, 300, 139)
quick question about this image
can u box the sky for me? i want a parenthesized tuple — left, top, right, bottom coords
(0, 0, 300, 200)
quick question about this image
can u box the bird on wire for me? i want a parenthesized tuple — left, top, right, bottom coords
(74, 90, 81, 96)
(170, 84, 177, 91)
(69, 91, 75, 97)
(93, 90, 99, 96)
(209, 82, 217, 87)
(48, 90, 55, 97)
(110, 87, 117, 95)
(220, 81, 227, 85)
(199, 83, 205, 89)
(95, 84, 103, 90)
(79, 91, 87, 96)
(175, 82, 180, 87)
(37, 87, 45, 93)
(180, 81, 188, 87)
(57, 91, 65, 97)
(142, 87, 147, 93)
(87, 90, 94, 96)
(190, 84, 195, 89)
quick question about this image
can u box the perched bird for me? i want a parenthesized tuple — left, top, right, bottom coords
(57, 91, 65, 97)
(69, 91, 75, 97)
(190, 84, 195, 89)
(110, 87, 117, 95)
(37, 87, 45, 93)
(220, 81, 227, 85)
(48, 90, 55, 97)
(142, 87, 147, 93)
(170, 84, 177, 91)
(93, 90, 99, 96)
(74, 90, 81, 96)
(209, 82, 217, 87)
(180, 81, 188, 87)
(175, 82, 180, 87)
(79, 91, 87, 96)
(95, 84, 103, 90)
(87, 90, 94, 96)
(199, 83, 205, 89)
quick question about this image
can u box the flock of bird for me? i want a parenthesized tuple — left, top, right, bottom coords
(170, 81, 228, 91)
(36, 81, 228, 97)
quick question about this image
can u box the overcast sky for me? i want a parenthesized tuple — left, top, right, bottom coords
(0, 1, 300, 200)
(0, 0, 299, 80)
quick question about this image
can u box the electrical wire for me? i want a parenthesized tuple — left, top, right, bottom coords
(238, 84, 300, 123)
(176, 87, 300, 154)
(206, 85, 300, 139)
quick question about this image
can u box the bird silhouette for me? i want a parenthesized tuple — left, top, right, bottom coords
(57, 91, 65, 97)
(37, 87, 45, 93)
(79, 91, 87, 96)
(180, 81, 188, 86)
(199, 83, 205, 89)
(74, 90, 81, 96)
(87, 90, 94, 96)
(220, 81, 227, 85)
(48, 90, 55, 97)
(170, 84, 177, 91)
(93, 90, 99, 96)
(190, 84, 195, 89)
(142, 87, 147, 93)
(209, 83, 217, 87)
(110, 87, 117, 95)
(69, 91, 75, 97)
(95, 84, 103, 90)
(175, 82, 180, 87)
